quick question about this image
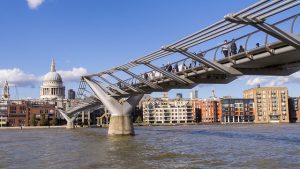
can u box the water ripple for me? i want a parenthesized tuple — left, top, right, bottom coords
(0, 124, 299, 169)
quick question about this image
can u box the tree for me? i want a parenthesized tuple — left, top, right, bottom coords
(40, 114, 49, 126)
(135, 116, 143, 124)
(51, 117, 59, 126)
(30, 115, 37, 126)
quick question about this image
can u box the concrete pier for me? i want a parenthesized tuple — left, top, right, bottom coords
(84, 77, 143, 136)
(66, 121, 74, 129)
(108, 115, 134, 135)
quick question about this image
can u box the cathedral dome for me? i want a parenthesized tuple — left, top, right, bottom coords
(40, 59, 65, 100)
(44, 71, 62, 82)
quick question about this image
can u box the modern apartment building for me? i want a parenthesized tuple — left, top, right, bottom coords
(142, 94, 193, 124)
(68, 89, 76, 100)
(190, 90, 199, 100)
(221, 98, 254, 123)
(243, 87, 289, 123)
(288, 97, 300, 122)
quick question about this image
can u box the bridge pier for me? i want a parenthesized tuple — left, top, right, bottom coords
(66, 121, 75, 129)
(57, 109, 77, 129)
(108, 115, 134, 135)
(84, 77, 143, 136)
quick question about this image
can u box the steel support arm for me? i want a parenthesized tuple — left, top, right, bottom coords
(120, 69, 163, 89)
(84, 77, 119, 97)
(108, 73, 144, 93)
(98, 76, 129, 95)
(84, 77, 144, 116)
(225, 14, 300, 49)
(162, 47, 242, 75)
(96, 81, 120, 97)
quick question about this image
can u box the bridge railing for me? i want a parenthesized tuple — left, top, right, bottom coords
(213, 13, 300, 61)
(118, 13, 300, 89)
(82, 0, 300, 96)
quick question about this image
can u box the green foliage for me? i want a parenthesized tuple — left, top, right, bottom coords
(30, 115, 37, 126)
(40, 114, 49, 126)
(135, 116, 143, 124)
(51, 117, 59, 126)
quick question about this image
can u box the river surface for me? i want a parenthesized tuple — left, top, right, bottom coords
(0, 124, 300, 169)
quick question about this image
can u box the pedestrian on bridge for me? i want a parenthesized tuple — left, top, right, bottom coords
(256, 43, 260, 48)
(238, 45, 245, 53)
(144, 72, 148, 80)
(174, 63, 179, 73)
(167, 63, 173, 72)
(182, 63, 187, 71)
(230, 39, 237, 55)
(221, 40, 229, 57)
(197, 51, 204, 58)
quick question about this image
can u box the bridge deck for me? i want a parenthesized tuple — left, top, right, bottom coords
(115, 39, 300, 96)
(80, 1, 300, 98)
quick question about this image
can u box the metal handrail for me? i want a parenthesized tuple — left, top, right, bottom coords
(291, 15, 299, 33)
(90, 0, 299, 75)
(118, 13, 299, 87)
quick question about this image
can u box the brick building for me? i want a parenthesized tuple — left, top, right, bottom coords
(244, 87, 289, 123)
(7, 100, 56, 126)
(191, 98, 222, 123)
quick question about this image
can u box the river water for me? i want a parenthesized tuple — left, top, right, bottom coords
(0, 124, 300, 169)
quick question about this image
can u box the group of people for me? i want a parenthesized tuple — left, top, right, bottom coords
(221, 39, 262, 58)
(116, 39, 263, 88)
(221, 39, 245, 57)
(167, 59, 201, 73)
(141, 58, 201, 82)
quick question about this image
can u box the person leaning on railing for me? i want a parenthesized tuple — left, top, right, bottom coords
(238, 45, 245, 53)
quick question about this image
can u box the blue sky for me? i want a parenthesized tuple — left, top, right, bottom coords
(0, 0, 299, 99)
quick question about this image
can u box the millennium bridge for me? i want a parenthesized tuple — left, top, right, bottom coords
(61, 0, 300, 135)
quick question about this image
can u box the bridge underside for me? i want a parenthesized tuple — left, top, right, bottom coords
(57, 98, 102, 129)
(78, 1, 300, 136)
(118, 42, 300, 96)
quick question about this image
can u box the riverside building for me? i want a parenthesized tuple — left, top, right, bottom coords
(288, 97, 300, 123)
(6, 100, 56, 127)
(0, 81, 10, 126)
(191, 90, 222, 123)
(142, 93, 193, 124)
(0, 60, 76, 127)
(243, 86, 289, 123)
(221, 98, 254, 123)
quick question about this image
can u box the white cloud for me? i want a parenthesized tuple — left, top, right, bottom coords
(57, 67, 88, 82)
(0, 67, 88, 88)
(26, 0, 45, 10)
(246, 71, 300, 87)
(0, 68, 39, 87)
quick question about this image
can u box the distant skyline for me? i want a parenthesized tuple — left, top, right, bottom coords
(0, 0, 300, 99)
